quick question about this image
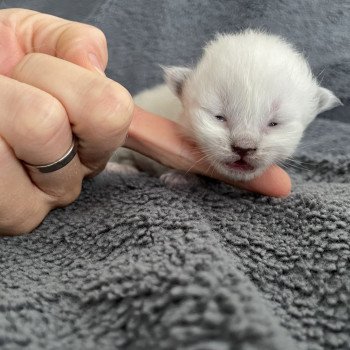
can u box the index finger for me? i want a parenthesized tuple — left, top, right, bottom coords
(125, 107, 292, 198)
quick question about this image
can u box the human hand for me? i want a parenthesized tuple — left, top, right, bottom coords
(0, 9, 133, 235)
(125, 106, 292, 198)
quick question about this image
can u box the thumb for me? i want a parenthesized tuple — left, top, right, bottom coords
(0, 8, 108, 75)
(55, 21, 108, 75)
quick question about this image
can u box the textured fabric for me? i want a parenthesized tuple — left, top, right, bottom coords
(1, 118, 350, 350)
(1, 1, 349, 350)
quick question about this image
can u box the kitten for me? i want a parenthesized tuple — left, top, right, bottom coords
(113, 30, 341, 185)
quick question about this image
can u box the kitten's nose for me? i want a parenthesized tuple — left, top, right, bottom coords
(231, 145, 257, 157)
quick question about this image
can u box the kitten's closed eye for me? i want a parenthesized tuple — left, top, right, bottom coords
(215, 115, 227, 122)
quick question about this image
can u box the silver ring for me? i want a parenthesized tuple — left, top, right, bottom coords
(24, 137, 78, 173)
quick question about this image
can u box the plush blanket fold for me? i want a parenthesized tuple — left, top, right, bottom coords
(1, 119, 350, 350)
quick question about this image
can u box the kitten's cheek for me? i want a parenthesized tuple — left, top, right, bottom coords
(255, 151, 275, 166)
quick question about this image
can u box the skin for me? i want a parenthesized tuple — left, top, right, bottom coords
(0, 9, 291, 236)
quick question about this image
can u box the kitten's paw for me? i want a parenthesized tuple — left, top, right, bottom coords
(105, 162, 139, 175)
(160, 170, 200, 188)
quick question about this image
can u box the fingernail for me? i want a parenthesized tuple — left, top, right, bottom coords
(88, 53, 105, 76)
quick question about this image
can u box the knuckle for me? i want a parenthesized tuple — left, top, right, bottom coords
(41, 162, 83, 206)
(58, 24, 107, 59)
(0, 205, 46, 236)
(83, 80, 134, 136)
(59, 184, 81, 206)
(12, 53, 41, 80)
(48, 181, 82, 207)
(86, 25, 107, 47)
(14, 92, 67, 148)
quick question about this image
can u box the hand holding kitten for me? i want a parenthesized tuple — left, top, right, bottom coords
(0, 9, 292, 236)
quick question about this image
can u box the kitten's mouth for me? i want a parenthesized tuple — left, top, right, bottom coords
(225, 159, 255, 172)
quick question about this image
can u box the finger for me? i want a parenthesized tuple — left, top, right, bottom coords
(0, 136, 51, 235)
(0, 74, 83, 204)
(209, 164, 292, 198)
(125, 107, 292, 198)
(0, 8, 108, 76)
(12, 53, 134, 176)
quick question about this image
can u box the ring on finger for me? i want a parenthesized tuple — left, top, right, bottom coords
(23, 136, 78, 173)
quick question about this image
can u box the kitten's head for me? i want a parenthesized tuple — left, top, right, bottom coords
(163, 30, 342, 181)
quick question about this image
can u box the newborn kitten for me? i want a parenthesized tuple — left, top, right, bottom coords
(114, 30, 341, 185)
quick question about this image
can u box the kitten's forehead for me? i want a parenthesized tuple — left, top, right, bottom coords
(187, 33, 317, 122)
(190, 68, 280, 123)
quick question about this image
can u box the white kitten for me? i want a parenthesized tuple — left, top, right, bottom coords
(114, 30, 341, 184)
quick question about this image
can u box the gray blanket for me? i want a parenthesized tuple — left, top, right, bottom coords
(1, 1, 349, 349)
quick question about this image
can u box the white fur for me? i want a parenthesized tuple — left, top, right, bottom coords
(116, 30, 341, 182)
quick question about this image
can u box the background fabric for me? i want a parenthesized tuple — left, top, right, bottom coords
(1, 1, 349, 349)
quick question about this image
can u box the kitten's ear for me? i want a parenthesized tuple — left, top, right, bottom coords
(317, 87, 343, 114)
(162, 66, 192, 98)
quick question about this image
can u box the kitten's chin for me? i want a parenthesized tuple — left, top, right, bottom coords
(216, 162, 267, 182)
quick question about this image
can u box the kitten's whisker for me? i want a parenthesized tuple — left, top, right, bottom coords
(184, 153, 213, 175)
(278, 159, 311, 171)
